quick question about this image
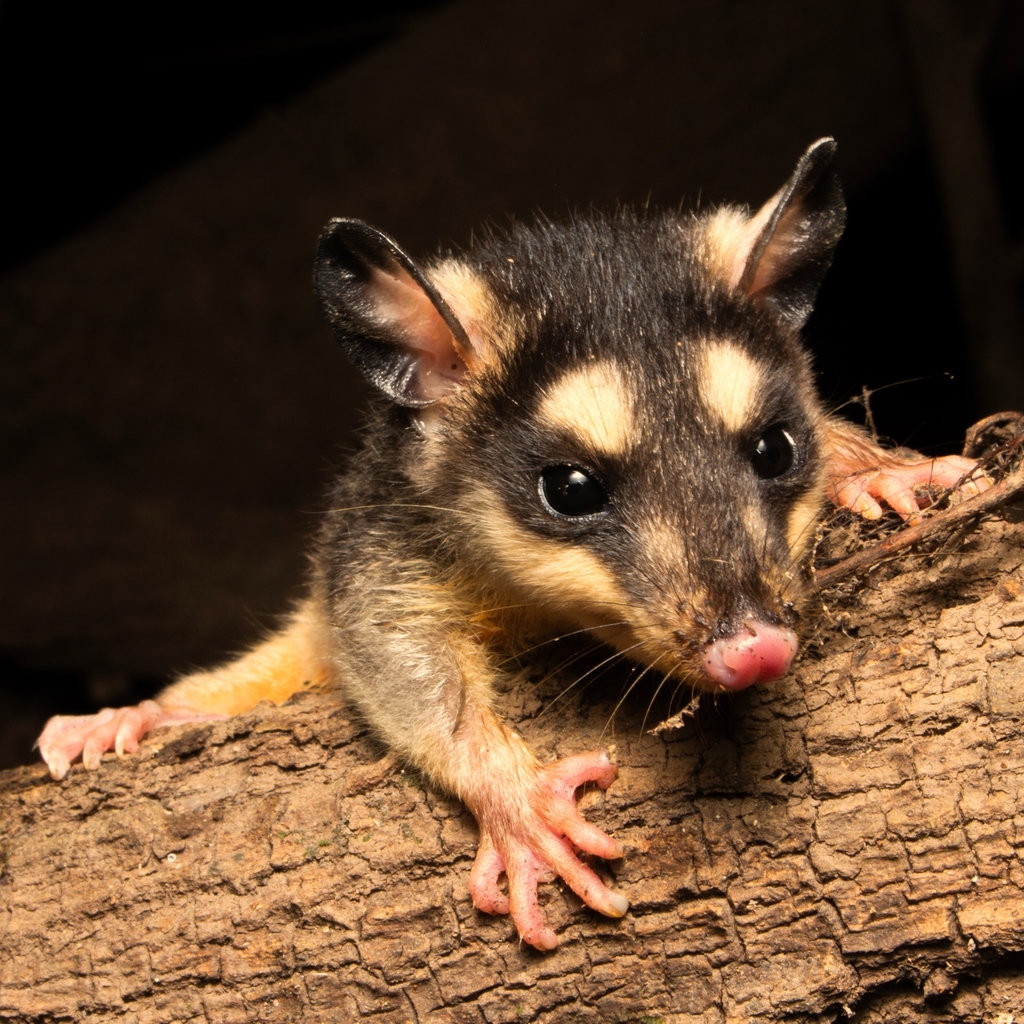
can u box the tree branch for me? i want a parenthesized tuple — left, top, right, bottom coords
(3, 510, 1024, 1022)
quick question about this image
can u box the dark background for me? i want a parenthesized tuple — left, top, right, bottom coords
(2, 0, 1022, 767)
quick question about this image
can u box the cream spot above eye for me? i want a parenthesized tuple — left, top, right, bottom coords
(537, 361, 635, 456)
(698, 340, 763, 433)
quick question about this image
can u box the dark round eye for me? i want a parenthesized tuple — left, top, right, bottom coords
(752, 424, 797, 479)
(539, 466, 609, 518)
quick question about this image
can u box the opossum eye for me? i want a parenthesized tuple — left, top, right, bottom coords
(539, 466, 609, 519)
(752, 425, 796, 479)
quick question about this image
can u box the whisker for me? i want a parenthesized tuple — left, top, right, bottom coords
(639, 658, 678, 737)
(618, 523, 673, 600)
(537, 645, 642, 716)
(601, 652, 671, 741)
(825, 374, 948, 420)
(538, 638, 651, 720)
(528, 638, 609, 705)
(499, 620, 632, 666)
(322, 502, 474, 517)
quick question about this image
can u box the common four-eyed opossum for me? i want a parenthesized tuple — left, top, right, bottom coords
(39, 139, 983, 949)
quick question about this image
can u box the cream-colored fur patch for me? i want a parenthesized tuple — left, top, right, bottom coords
(699, 340, 763, 433)
(537, 361, 635, 456)
(637, 517, 709, 615)
(638, 518, 681, 565)
(470, 489, 631, 625)
(785, 491, 822, 562)
(785, 466, 827, 562)
(704, 200, 780, 290)
(741, 503, 769, 552)
(429, 260, 511, 366)
(159, 598, 333, 716)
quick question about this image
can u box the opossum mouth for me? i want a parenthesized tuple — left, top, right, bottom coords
(700, 619, 798, 691)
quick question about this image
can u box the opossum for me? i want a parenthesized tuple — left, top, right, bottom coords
(38, 139, 982, 949)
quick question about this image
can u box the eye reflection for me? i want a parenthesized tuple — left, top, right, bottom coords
(539, 466, 609, 518)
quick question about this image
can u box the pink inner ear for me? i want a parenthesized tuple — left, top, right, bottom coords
(370, 264, 468, 402)
(745, 200, 803, 295)
(724, 193, 781, 291)
(723, 184, 810, 297)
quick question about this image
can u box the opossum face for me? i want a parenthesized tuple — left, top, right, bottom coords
(316, 140, 845, 690)
(433, 214, 829, 686)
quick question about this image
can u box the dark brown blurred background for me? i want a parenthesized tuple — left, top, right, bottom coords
(2, 0, 1022, 768)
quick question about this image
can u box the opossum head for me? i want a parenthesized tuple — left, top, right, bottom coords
(316, 139, 845, 691)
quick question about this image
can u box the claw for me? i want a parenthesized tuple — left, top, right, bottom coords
(467, 748, 627, 950)
(469, 838, 510, 916)
(36, 701, 224, 780)
(830, 454, 992, 522)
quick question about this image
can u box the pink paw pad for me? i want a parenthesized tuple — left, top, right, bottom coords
(469, 750, 627, 950)
(36, 701, 224, 780)
(831, 455, 990, 521)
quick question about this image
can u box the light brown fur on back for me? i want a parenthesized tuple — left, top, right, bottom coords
(158, 599, 334, 716)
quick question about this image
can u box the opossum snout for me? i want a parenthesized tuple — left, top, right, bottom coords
(701, 620, 798, 691)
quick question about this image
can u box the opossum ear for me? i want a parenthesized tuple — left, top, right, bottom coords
(718, 138, 846, 330)
(315, 218, 476, 406)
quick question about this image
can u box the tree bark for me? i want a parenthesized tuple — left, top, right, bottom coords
(3, 507, 1024, 1023)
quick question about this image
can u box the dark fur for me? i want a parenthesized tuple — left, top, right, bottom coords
(316, 208, 828, 708)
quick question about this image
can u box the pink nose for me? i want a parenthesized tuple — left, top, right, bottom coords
(702, 620, 798, 691)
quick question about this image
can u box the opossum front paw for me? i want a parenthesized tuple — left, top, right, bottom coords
(468, 750, 627, 950)
(36, 702, 224, 780)
(830, 455, 990, 521)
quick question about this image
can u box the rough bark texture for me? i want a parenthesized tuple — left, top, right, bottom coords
(3, 509, 1024, 1023)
